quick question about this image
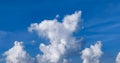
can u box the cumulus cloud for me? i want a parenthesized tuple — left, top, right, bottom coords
(2, 10, 106, 63)
(116, 52, 120, 63)
(3, 41, 34, 63)
(28, 11, 82, 63)
(81, 41, 103, 63)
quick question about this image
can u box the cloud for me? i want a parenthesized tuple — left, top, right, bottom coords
(116, 52, 120, 63)
(28, 11, 82, 63)
(81, 41, 103, 63)
(3, 41, 34, 63)
(2, 10, 108, 63)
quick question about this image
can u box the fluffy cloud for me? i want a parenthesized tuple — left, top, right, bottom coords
(28, 11, 82, 63)
(81, 41, 103, 63)
(2, 11, 109, 63)
(3, 41, 34, 63)
(116, 52, 120, 63)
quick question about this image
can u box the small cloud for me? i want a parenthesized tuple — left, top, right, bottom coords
(81, 41, 103, 63)
(3, 41, 34, 63)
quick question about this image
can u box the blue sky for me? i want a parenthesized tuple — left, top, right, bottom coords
(0, 0, 120, 63)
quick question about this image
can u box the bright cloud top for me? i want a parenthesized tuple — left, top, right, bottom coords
(3, 41, 34, 63)
(28, 11, 82, 63)
(81, 41, 103, 63)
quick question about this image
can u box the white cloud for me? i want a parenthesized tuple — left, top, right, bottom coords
(116, 52, 120, 63)
(81, 41, 103, 63)
(3, 41, 34, 63)
(0, 10, 108, 63)
(28, 11, 82, 63)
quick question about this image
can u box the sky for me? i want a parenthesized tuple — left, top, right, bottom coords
(0, 0, 120, 63)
